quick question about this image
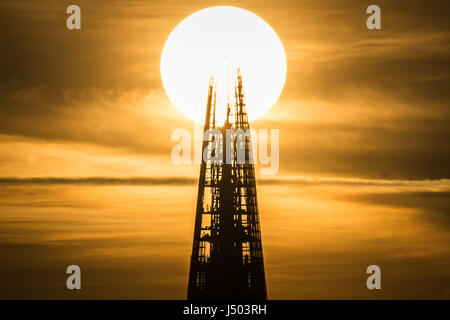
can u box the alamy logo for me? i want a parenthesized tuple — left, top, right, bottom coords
(66, 5, 81, 30)
(171, 127, 279, 175)
(366, 5, 381, 30)
(366, 265, 381, 290)
(66, 265, 81, 290)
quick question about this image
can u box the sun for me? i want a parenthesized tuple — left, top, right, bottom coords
(160, 6, 287, 124)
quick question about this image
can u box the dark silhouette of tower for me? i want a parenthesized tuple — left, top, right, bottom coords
(187, 69, 267, 300)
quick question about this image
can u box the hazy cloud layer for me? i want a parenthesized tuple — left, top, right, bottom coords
(340, 191, 450, 229)
(0, 176, 196, 186)
(1, 175, 449, 188)
(1, 182, 449, 299)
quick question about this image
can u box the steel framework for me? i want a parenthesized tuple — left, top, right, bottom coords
(187, 70, 267, 299)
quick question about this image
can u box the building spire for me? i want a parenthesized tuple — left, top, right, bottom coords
(187, 69, 267, 300)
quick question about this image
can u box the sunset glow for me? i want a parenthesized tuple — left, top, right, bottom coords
(0, 0, 449, 301)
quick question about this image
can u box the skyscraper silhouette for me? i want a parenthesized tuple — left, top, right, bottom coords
(187, 69, 267, 299)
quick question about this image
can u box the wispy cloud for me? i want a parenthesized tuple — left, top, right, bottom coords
(0, 176, 196, 186)
(1, 175, 448, 189)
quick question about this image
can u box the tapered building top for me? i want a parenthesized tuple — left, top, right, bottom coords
(187, 70, 267, 300)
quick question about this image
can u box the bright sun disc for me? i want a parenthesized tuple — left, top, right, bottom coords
(160, 6, 287, 124)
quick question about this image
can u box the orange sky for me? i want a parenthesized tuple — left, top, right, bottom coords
(0, 0, 448, 180)
(0, 0, 449, 298)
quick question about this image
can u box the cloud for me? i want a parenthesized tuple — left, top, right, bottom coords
(0, 0, 449, 181)
(253, 116, 450, 180)
(0, 176, 196, 186)
(340, 190, 450, 229)
(1, 175, 448, 189)
(259, 176, 450, 188)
